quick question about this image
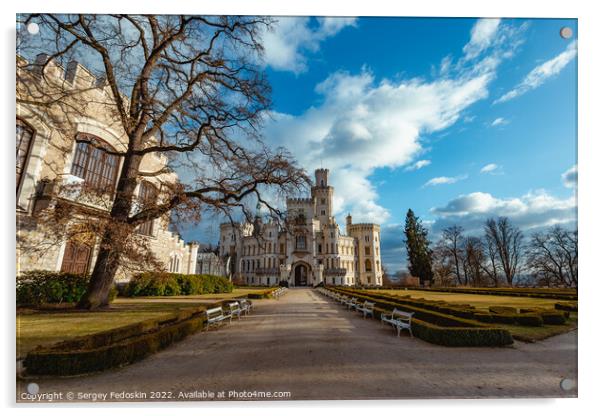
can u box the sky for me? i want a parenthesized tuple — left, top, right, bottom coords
(181, 17, 578, 272)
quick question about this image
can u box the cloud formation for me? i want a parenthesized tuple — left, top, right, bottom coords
(491, 117, 508, 127)
(261, 17, 357, 73)
(480, 163, 501, 174)
(562, 165, 577, 188)
(424, 174, 468, 187)
(405, 159, 431, 171)
(431, 190, 576, 235)
(495, 40, 577, 103)
(263, 19, 526, 224)
(462, 18, 502, 60)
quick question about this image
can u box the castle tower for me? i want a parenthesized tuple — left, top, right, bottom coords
(311, 168, 334, 226)
(346, 213, 352, 235)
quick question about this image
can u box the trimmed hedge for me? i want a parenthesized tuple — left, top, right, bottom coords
(23, 301, 234, 376)
(555, 302, 578, 312)
(17, 270, 117, 307)
(247, 287, 281, 299)
(337, 287, 572, 328)
(326, 288, 514, 347)
(378, 286, 577, 301)
(124, 272, 233, 297)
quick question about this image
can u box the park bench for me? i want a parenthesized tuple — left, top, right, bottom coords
(381, 309, 414, 337)
(339, 295, 350, 305)
(344, 297, 359, 310)
(238, 299, 252, 315)
(226, 301, 242, 321)
(356, 301, 375, 319)
(205, 306, 227, 331)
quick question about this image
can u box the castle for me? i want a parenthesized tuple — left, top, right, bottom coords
(16, 54, 198, 280)
(219, 169, 383, 287)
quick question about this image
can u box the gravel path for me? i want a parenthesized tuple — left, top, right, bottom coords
(17, 288, 577, 402)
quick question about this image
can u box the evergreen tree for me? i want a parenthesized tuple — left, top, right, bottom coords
(403, 209, 434, 285)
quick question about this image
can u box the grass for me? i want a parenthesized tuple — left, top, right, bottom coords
(16, 288, 267, 359)
(368, 289, 578, 342)
(370, 289, 567, 311)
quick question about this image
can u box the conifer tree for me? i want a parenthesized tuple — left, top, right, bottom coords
(403, 209, 434, 285)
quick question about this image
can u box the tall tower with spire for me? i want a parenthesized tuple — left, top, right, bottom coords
(311, 168, 334, 226)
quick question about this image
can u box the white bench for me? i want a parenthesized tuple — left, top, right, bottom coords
(344, 297, 359, 310)
(226, 301, 242, 321)
(339, 295, 350, 305)
(381, 309, 414, 337)
(205, 306, 227, 331)
(356, 301, 375, 319)
(237, 299, 252, 315)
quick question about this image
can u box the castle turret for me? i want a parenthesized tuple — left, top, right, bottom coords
(311, 169, 334, 226)
(346, 213, 352, 235)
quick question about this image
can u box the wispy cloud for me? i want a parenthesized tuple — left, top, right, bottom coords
(405, 159, 431, 171)
(261, 17, 357, 73)
(480, 163, 502, 174)
(495, 40, 577, 104)
(462, 18, 501, 60)
(491, 117, 508, 127)
(424, 174, 468, 187)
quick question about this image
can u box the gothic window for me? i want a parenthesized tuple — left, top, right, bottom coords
(318, 244, 322, 253)
(364, 246, 370, 256)
(280, 243, 285, 254)
(16, 118, 34, 191)
(168, 255, 181, 273)
(321, 210, 326, 215)
(364, 235, 369, 242)
(71, 133, 120, 194)
(136, 181, 158, 236)
(296, 235, 306, 250)
(365, 259, 372, 272)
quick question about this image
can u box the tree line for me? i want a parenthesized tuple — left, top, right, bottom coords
(402, 209, 578, 288)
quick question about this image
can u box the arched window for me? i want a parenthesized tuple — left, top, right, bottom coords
(168, 254, 181, 273)
(296, 235, 306, 250)
(16, 119, 35, 192)
(365, 259, 372, 272)
(137, 181, 158, 236)
(71, 133, 120, 194)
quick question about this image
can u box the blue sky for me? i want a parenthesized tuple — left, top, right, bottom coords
(182, 17, 578, 272)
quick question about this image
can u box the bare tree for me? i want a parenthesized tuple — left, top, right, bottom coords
(484, 217, 524, 286)
(461, 236, 486, 287)
(439, 225, 464, 285)
(17, 14, 309, 309)
(527, 226, 578, 288)
(482, 231, 501, 287)
(431, 242, 455, 287)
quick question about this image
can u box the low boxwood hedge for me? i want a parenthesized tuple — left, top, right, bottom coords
(17, 270, 117, 307)
(555, 302, 578, 312)
(124, 272, 233, 297)
(23, 301, 232, 376)
(324, 289, 513, 347)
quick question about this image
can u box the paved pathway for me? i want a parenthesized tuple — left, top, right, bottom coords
(17, 288, 577, 402)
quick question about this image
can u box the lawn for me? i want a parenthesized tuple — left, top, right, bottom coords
(369, 289, 569, 311)
(16, 288, 267, 358)
(367, 289, 578, 342)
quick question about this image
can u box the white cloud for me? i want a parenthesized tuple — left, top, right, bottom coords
(424, 174, 468, 187)
(495, 40, 577, 103)
(491, 117, 508, 126)
(463, 18, 501, 60)
(480, 163, 501, 174)
(562, 165, 577, 188)
(261, 17, 357, 73)
(262, 19, 525, 225)
(405, 159, 431, 171)
(431, 190, 576, 235)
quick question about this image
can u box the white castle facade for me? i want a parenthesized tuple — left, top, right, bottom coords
(219, 169, 383, 287)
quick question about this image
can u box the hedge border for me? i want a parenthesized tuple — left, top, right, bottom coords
(325, 288, 513, 347)
(369, 286, 577, 301)
(23, 300, 234, 376)
(338, 287, 570, 327)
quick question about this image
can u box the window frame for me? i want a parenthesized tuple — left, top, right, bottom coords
(70, 133, 120, 195)
(16, 118, 35, 193)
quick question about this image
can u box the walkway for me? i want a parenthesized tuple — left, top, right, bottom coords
(17, 288, 577, 401)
